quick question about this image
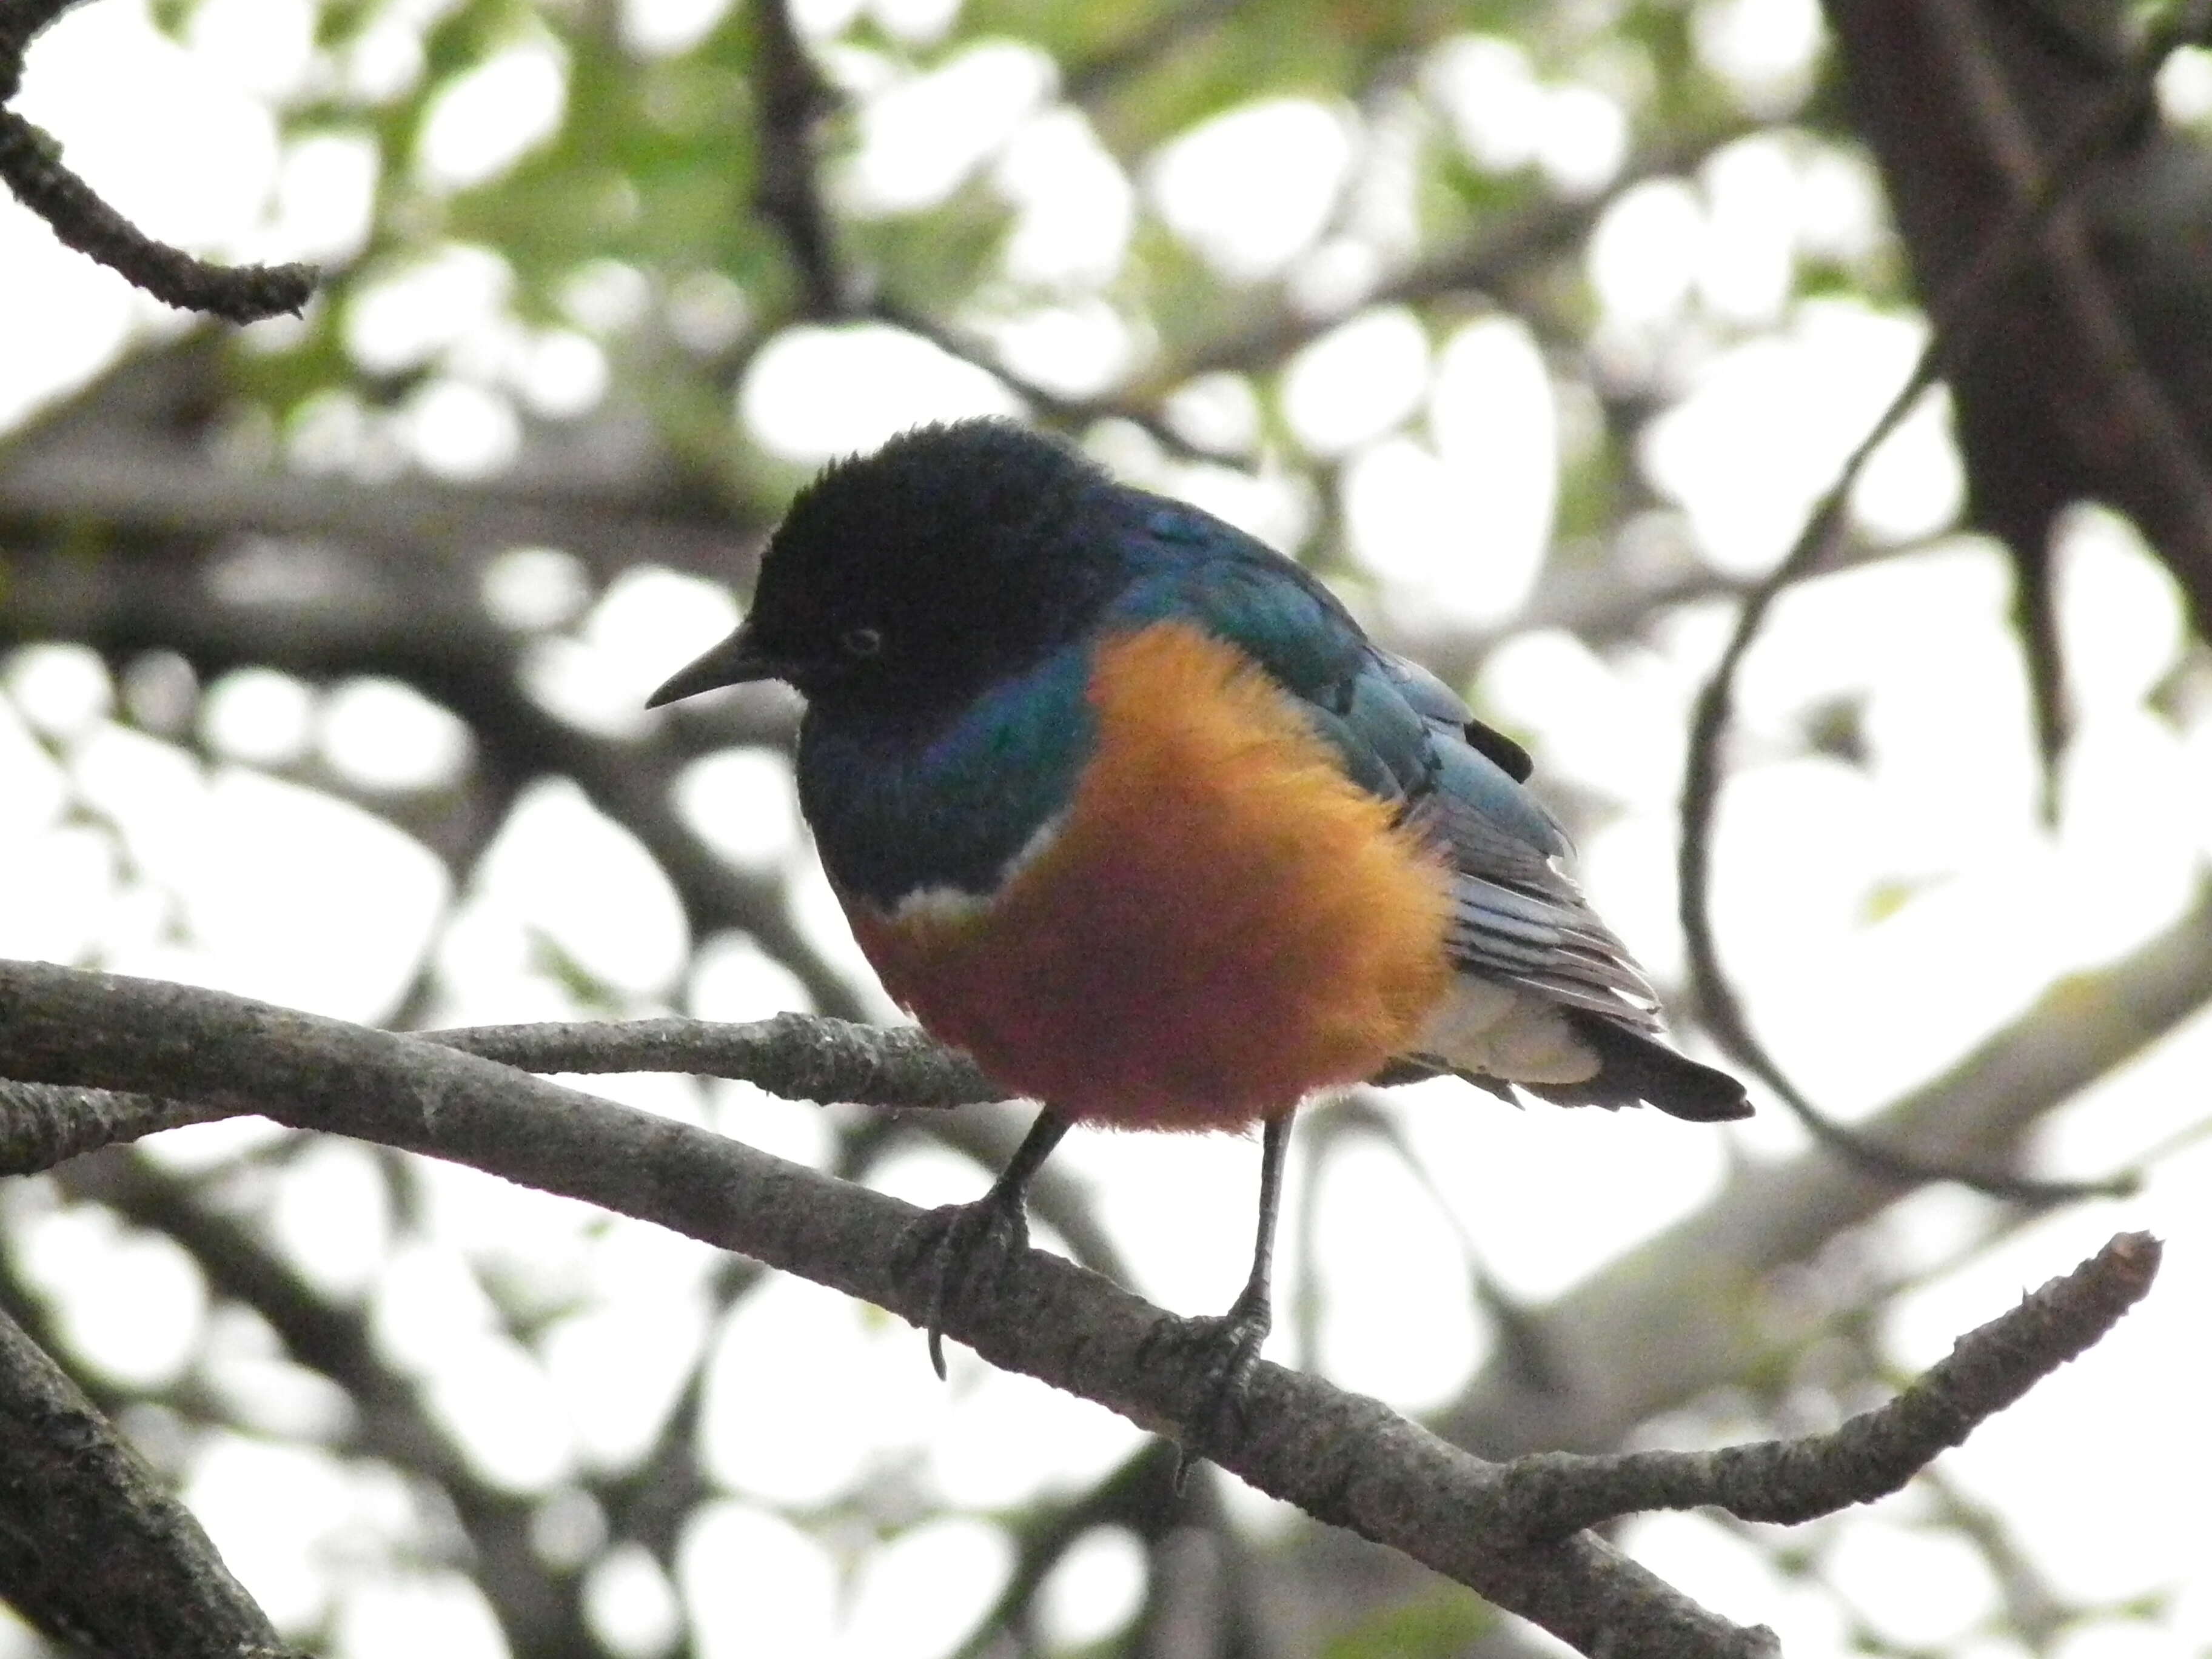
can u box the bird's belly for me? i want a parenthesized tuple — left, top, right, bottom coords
(843, 622, 1453, 1130)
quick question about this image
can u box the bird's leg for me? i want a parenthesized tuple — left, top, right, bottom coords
(905, 1108, 1073, 1379)
(1171, 1111, 1292, 1484)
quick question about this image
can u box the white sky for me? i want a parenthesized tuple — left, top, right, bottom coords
(5, 1, 2212, 1655)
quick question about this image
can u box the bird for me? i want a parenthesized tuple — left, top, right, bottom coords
(648, 418, 1750, 1457)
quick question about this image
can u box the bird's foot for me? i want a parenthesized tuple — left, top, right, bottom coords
(1148, 1279, 1273, 1487)
(899, 1191, 1030, 1380)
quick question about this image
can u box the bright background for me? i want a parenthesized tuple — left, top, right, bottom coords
(4, 0, 2211, 1654)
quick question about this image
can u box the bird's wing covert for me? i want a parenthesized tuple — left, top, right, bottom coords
(1119, 501, 1661, 1027)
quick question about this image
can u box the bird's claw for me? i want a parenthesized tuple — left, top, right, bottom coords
(1154, 1281, 1273, 1489)
(900, 1193, 1030, 1379)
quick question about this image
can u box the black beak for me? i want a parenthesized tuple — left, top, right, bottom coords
(645, 623, 787, 708)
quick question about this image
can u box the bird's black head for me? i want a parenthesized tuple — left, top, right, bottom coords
(648, 420, 1122, 728)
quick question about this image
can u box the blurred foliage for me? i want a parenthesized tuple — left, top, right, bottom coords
(194, 0, 1900, 546)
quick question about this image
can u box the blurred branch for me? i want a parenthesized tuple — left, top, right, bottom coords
(0, 1298, 299, 1657)
(1677, 1, 2209, 1199)
(751, 0, 846, 317)
(1379, 529, 1923, 690)
(874, 126, 1760, 467)
(1059, 0, 1244, 109)
(0, 960, 2167, 1659)
(1919, 0, 2212, 791)
(1484, 1231, 2157, 1540)
(867, 298, 1223, 462)
(1324, 1091, 1567, 1396)
(55, 1153, 594, 1657)
(1444, 877, 2212, 1458)
(951, 1439, 1181, 1659)
(597, 1262, 751, 1569)
(1116, 124, 1758, 403)
(1916, 1465, 2077, 1645)
(1830, 0, 2212, 778)
(0, 426, 751, 586)
(0, 529, 865, 1022)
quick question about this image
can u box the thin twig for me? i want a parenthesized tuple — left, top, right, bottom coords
(1486, 1230, 2159, 1540)
(1116, 123, 1758, 403)
(0, 1013, 1010, 1176)
(430, 1011, 1005, 1106)
(1675, 5, 2210, 1202)
(0, 110, 316, 322)
(1440, 879, 2212, 1460)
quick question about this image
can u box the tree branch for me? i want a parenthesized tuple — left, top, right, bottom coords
(0, 960, 1764, 1655)
(751, 0, 845, 317)
(1676, 2, 2209, 1199)
(56, 1152, 592, 1655)
(0, 1077, 218, 1170)
(0, 960, 2163, 1658)
(2, 0, 315, 320)
(0, 1298, 300, 1657)
(0, 429, 751, 588)
(432, 1011, 1002, 1105)
(0, 1013, 1008, 1175)
(0, 111, 314, 323)
(0, 0, 72, 103)
(1113, 124, 1757, 403)
(1484, 1230, 2157, 1540)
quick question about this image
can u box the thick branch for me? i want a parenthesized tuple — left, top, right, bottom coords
(0, 960, 2171, 1657)
(56, 1154, 588, 1655)
(0, 1299, 297, 1657)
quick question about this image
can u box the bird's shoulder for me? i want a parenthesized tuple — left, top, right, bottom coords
(1104, 494, 1563, 860)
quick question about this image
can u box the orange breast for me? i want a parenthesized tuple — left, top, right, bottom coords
(846, 620, 1452, 1130)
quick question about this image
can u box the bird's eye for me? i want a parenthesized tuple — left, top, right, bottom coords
(839, 626, 883, 659)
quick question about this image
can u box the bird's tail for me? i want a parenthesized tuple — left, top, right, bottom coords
(1521, 1011, 1751, 1122)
